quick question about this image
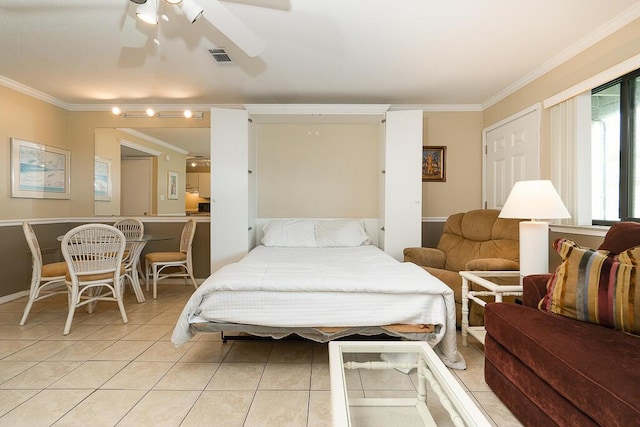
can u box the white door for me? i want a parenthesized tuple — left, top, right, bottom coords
(484, 105, 541, 209)
(121, 158, 153, 216)
(383, 110, 423, 260)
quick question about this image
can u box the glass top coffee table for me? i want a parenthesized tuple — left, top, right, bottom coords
(329, 341, 490, 426)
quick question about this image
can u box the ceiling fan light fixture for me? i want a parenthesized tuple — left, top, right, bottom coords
(181, 0, 204, 23)
(136, 0, 158, 25)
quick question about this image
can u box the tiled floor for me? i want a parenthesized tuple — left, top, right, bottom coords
(0, 285, 522, 426)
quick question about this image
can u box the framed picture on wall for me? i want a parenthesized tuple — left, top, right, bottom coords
(422, 146, 446, 182)
(94, 157, 112, 201)
(168, 171, 179, 200)
(11, 137, 71, 199)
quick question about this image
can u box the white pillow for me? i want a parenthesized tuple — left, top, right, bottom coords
(261, 219, 317, 247)
(315, 219, 371, 247)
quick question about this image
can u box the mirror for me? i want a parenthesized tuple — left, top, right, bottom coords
(94, 127, 210, 216)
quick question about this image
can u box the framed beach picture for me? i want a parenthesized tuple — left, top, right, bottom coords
(11, 137, 71, 199)
(422, 146, 446, 182)
(94, 157, 112, 201)
(168, 171, 179, 200)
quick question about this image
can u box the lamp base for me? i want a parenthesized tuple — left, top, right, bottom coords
(519, 221, 550, 277)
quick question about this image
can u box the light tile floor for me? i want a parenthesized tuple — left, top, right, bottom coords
(0, 285, 522, 426)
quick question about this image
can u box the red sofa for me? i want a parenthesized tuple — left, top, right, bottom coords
(484, 274, 640, 426)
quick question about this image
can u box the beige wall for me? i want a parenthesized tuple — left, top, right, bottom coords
(0, 86, 72, 220)
(257, 122, 381, 218)
(94, 128, 187, 216)
(94, 128, 122, 216)
(0, 88, 209, 221)
(483, 17, 640, 179)
(421, 111, 484, 217)
(68, 112, 208, 217)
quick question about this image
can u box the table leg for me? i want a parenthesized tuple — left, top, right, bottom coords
(461, 277, 469, 346)
(128, 242, 147, 303)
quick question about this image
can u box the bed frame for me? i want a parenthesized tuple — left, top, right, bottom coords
(193, 322, 436, 344)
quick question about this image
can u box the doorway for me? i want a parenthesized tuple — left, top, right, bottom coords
(121, 158, 153, 216)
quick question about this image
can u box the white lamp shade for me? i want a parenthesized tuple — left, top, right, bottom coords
(499, 180, 571, 220)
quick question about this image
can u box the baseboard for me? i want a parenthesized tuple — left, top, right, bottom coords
(0, 290, 28, 304)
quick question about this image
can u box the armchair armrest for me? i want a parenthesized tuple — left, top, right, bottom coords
(403, 247, 446, 269)
(523, 274, 552, 308)
(464, 258, 519, 271)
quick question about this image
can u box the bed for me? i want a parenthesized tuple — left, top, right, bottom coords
(171, 219, 466, 369)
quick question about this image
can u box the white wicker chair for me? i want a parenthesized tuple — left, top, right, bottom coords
(113, 218, 145, 303)
(145, 219, 197, 299)
(61, 224, 127, 335)
(20, 222, 67, 326)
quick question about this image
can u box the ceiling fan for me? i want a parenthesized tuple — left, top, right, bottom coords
(122, 0, 265, 57)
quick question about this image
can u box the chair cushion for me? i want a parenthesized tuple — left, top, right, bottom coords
(66, 264, 126, 282)
(541, 238, 640, 335)
(145, 252, 187, 263)
(42, 262, 67, 278)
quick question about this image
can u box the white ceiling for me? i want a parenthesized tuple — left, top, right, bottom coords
(2, 0, 640, 158)
(2, 0, 640, 107)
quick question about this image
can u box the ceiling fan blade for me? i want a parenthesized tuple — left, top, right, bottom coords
(201, 0, 265, 57)
(121, 5, 148, 48)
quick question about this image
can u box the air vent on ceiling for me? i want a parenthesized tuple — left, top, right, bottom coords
(208, 48, 232, 63)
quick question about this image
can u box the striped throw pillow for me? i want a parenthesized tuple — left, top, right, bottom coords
(540, 238, 640, 335)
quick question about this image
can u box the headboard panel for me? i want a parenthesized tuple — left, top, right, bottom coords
(254, 218, 379, 249)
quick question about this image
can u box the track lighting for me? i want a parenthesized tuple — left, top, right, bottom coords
(111, 108, 203, 119)
(136, 0, 158, 25)
(181, 0, 204, 23)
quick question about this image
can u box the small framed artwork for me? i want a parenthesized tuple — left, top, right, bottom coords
(94, 157, 112, 201)
(168, 171, 179, 200)
(422, 146, 446, 182)
(11, 137, 71, 199)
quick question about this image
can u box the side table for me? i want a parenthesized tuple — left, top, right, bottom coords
(459, 271, 522, 346)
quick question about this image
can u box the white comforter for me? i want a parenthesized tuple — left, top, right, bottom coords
(172, 246, 465, 369)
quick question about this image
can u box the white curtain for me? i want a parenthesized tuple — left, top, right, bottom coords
(549, 92, 592, 226)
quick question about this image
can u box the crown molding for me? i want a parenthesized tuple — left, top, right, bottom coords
(118, 128, 190, 155)
(481, 2, 640, 110)
(68, 103, 219, 112)
(0, 75, 70, 110)
(389, 104, 483, 112)
(244, 104, 390, 115)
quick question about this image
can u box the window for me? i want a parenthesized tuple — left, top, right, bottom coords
(591, 68, 640, 224)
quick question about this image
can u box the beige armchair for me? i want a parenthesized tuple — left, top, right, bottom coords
(404, 209, 521, 327)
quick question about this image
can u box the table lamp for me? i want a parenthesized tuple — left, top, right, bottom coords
(498, 180, 571, 278)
